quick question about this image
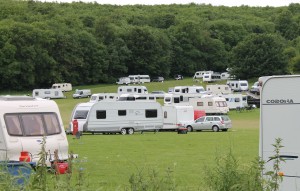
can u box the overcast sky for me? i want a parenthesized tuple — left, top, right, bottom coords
(39, 0, 298, 7)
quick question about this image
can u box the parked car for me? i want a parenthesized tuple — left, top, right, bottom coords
(174, 74, 183, 80)
(150, 91, 166, 98)
(249, 81, 260, 95)
(152, 76, 164, 82)
(185, 115, 232, 132)
(73, 89, 92, 99)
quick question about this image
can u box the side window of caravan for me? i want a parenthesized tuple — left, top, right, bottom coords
(197, 102, 204, 106)
(5, 115, 23, 136)
(96, 110, 106, 119)
(174, 97, 180, 103)
(145, 110, 157, 118)
(118, 110, 126, 116)
(44, 114, 61, 135)
(208, 102, 213, 106)
(74, 110, 89, 119)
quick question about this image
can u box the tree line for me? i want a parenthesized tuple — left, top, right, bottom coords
(0, 0, 299, 90)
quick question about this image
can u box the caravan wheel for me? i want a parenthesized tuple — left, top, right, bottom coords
(127, 128, 134, 135)
(120, 128, 127, 135)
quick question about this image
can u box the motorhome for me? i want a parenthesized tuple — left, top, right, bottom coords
(85, 101, 163, 134)
(206, 84, 232, 94)
(117, 86, 148, 95)
(162, 105, 195, 130)
(0, 96, 69, 167)
(116, 77, 131, 85)
(193, 71, 214, 79)
(172, 86, 206, 94)
(226, 80, 249, 91)
(89, 93, 119, 102)
(260, 75, 300, 191)
(128, 75, 151, 84)
(51, 83, 72, 92)
(68, 102, 95, 134)
(203, 73, 222, 83)
(32, 89, 66, 99)
(164, 94, 229, 114)
(72, 89, 92, 99)
(219, 93, 247, 109)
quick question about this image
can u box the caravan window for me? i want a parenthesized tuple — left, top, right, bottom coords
(235, 98, 240, 102)
(74, 110, 89, 119)
(96, 110, 106, 119)
(208, 102, 213, 106)
(5, 113, 61, 136)
(127, 89, 133, 93)
(145, 110, 157, 118)
(118, 110, 126, 116)
(197, 102, 204, 106)
(174, 97, 180, 103)
(216, 101, 227, 107)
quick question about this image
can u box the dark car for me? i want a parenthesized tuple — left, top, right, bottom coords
(174, 74, 183, 80)
(152, 77, 164, 82)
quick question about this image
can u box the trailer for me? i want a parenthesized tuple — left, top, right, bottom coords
(203, 73, 222, 83)
(0, 96, 69, 167)
(116, 77, 131, 85)
(89, 93, 119, 102)
(260, 75, 300, 191)
(226, 80, 249, 91)
(162, 105, 194, 130)
(128, 75, 151, 84)
(51, 83, 72, 92)
(85, 101, 163, 134)
(206, 84, 232, 94)
(32, 89, 66, 99)
(193, 71, 214, 79)
(219, 93, 247, 109)
(117, 85, 148, 95)
(172, 86, 206, 94)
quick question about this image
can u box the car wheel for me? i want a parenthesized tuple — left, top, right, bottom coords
(120, 128, 127, 135)
(127, 128, 134, 135)
(187, 126, 193, 132)
(212, 126, 219, 132)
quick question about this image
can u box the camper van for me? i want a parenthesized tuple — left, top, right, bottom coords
(206, 84, 232, 94)
(0, 96, 69, 167)
(203, 73, 222, 83)
(32, 89, 66, 99)
(193, 71, 214, 79)
(117, 86, 148, 95)
(68, 102, 95, 134)
(89, 93, 119, 102)
(226, 80, 249, 92)
(72, 89, 91, 99)
(116, 77, 131, 85)
(51, 83, 72, 92)
(164, 94, 229, 114)
(85, 101, 163, 134)
(162, 105, 195, 130)
(128, 75, 151, 84)
(260, 75, 300, 191)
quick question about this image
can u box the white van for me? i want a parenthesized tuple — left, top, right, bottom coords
(162, 105, 194, 130)
(117, 86, 148, 95)
(128, 75, 151, 84)
(226, 80, 249, 91)
(0, 96, 69, 167)
(73, 89, 91, 99)
(32, 89, 66, 99)
(68, 102, 95, 134)
(89, 93, 119, 102)
(85, 101, 163, 134)
(260, 75, 300, 191)
(51, 83, 72, 92)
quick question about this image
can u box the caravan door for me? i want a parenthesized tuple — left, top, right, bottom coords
(260, 75, 300, 191)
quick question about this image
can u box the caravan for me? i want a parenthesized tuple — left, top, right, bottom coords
(33, 89, 66, 99)
(219, 93, 247, 109)
(118, 86, 148, 95)
(85, 101, 163, 134)
(260, 75, 300, 191)
(172, 86, 206, 94)
(0, 96, 69, 167)
(206, 84, 232, 94)
(203, 73, 222, 83)
(193, 71, 214, 79)
(128, 75, 151, 84)
(116, 77, 131, 85)
(226, 80, 249, 92)
(51, 83, 72, 92)
(89, 93, 119, 102)
(162, 105, 195, 130)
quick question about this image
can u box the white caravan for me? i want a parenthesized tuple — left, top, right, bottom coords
(128, 75, 151, 84)
(51, 83, 72, 92)
(116, 77, 131, 85)
(164, 94, 229, 114)
(219, 93, 247, 109)
(260, 75, 300, 191)
(162, 105, 195, 130)
(206, 84, 232, 94)
(68, 102, 95, 133)
(72, 89, 92, 99)
(89, 93, 119, 102)
(172, 86, 206, 94)
(193, 71, 214, 79)
(226, 80, 249, 91)
(32, 89, 66, 99)
(118, 94, 156, 101)
(117, 86, 148, 95)
(203, 73, 222, 83)
(0, 96, 69, 167)
(85, 101, 163, 134)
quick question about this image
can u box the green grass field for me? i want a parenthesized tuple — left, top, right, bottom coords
(1, 78, 260, 190)
(56, 78, 260, 190)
